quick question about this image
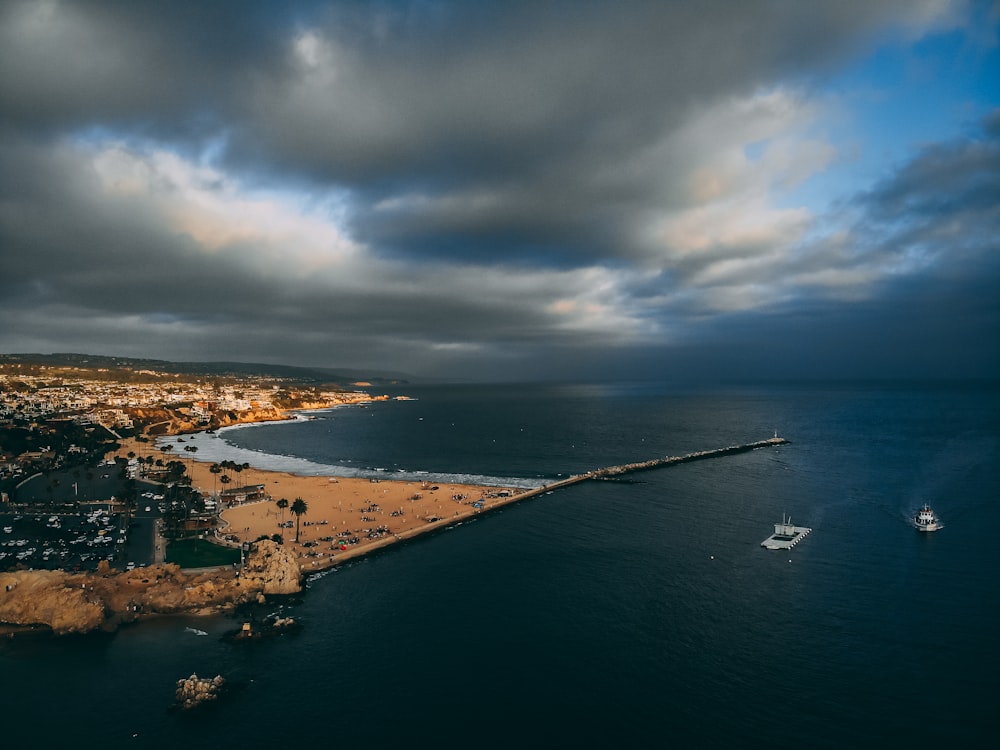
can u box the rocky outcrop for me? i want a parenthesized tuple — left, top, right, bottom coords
(238, 539, 302, 595)
(0, 541, 303, 635)
(0, 569, 107, 634)
(173, 674, 227, 710)
(222, 615, 300, 642)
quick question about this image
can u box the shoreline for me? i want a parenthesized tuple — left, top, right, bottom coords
(109, 421, 550, 575)
(153, 408, 542, 488)
(111, 422, 788, 577)
(4, 421, 787, 634)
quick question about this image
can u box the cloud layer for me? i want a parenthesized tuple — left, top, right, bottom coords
(1, 0, 996, 380)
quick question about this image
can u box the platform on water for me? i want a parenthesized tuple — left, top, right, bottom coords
(761, 516, 812, 550)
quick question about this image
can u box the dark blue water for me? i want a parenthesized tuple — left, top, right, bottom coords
(3, 382, 998, 748)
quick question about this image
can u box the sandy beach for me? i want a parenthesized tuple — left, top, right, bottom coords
(110, 434, 541, 573)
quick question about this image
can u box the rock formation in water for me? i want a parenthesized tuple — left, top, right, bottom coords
(173, 674, 227, 710)
(0, 539, 302, 635)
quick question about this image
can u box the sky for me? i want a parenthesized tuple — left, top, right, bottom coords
(1, 0, 998, 383)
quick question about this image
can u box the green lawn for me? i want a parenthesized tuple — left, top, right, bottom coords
(166, 537, 241, 568)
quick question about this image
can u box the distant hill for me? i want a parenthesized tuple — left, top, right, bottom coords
(0, 353, 414, 386)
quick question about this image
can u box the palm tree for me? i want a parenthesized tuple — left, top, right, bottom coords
(218, 460, 233, 492)
(290, 497, 308, 543)
(210, 463, 221, 497)
(276, 497, 289, 523)
(121, 478, 138, 529)
(182, 444, 198, 478)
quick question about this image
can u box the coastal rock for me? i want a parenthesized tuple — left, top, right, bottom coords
(173, 673, 226, 710)
(0, 544, 301, 635)
(239, 539, 302, 595)
(0, 570, 107, 634)
(222, 614, 301, 643)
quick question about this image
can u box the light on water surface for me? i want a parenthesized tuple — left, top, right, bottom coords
(3, 382, 998, 748)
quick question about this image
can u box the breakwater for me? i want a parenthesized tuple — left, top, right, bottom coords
(517, 436, 789, 499)
(312, 436, 791, 569)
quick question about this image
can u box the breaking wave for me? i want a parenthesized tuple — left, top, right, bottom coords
(156, 427, 543, 489)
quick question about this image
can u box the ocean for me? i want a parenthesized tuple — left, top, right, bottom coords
(2, 381, 998, 748)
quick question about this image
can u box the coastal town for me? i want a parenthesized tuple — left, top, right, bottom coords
(1, 355, 373, 482)
(1, 354, 793, 638)
(0, 355, 524, 634)
(0, 355, 388, 571)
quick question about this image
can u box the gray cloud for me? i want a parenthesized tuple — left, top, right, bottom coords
(678, 113, 1000, 381)
(0, 0, 290, 138)
(239, 0, 937, 265)
(1, 1, 995, 381)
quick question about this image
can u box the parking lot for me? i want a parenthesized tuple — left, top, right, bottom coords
(1, 481, 170, 572)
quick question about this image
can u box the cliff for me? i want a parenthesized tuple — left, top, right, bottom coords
(129, 406, 289, 436)
(129, 392, 372, 437)
(0, 540, 302, 635)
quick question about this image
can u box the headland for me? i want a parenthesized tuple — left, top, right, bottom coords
(4, 405, 788, 635)
(113, 431, 789, 576)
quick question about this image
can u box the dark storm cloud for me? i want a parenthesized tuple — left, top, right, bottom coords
(238, 0, 936, 264)
(1, 0, 995, 381)
(3, 0, 937, 262)
(0, 0, 294, 138)
(0, 131, 576, 373)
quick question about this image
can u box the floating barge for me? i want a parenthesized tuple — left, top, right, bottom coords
(761, 515, 812, 550)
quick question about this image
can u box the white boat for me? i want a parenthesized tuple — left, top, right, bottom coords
(913, 504, 943, 532)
